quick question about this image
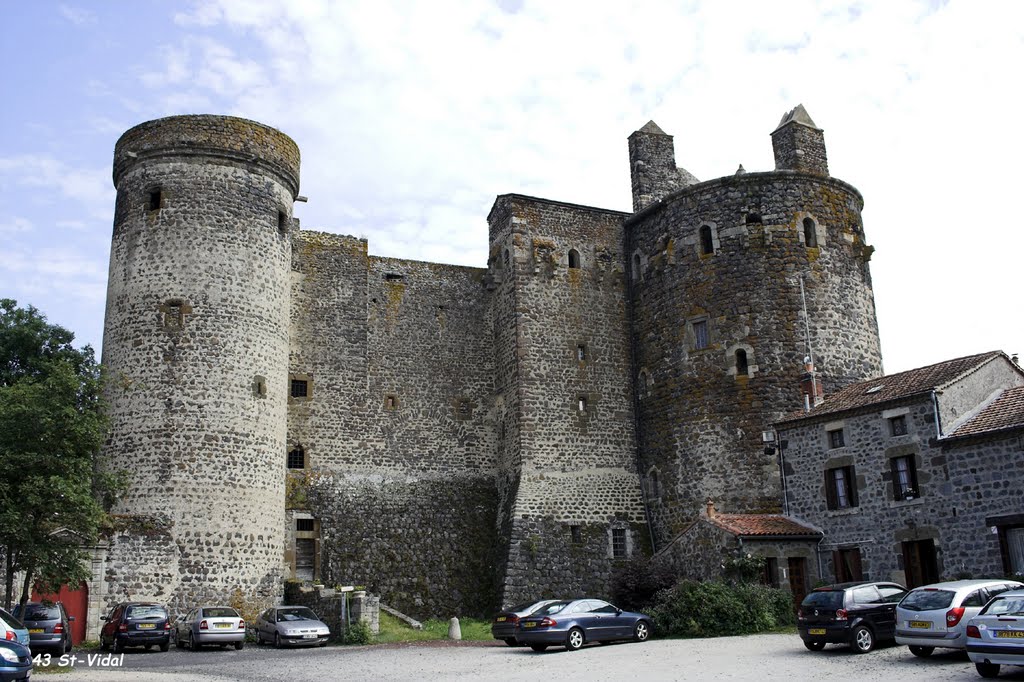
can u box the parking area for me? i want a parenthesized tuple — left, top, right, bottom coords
(42, 634, 1024, 682)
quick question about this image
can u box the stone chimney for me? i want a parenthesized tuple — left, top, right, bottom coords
(705, 498, 716, 519)
(800, 357, 824, 410)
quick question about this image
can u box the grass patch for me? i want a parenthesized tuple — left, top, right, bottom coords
(372, 611, 491, 643)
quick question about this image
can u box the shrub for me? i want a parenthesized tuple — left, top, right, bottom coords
(649, 580, 793, 638)
(342, 619, 373, 645)
(611, 556, 678, 611)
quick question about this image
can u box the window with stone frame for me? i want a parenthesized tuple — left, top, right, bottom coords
(576, 344, 587, 362)
(568, 249, 581, 269)
(577, 395, 588, 414)
(290, 379, 309, 399)
(891, 455, 918, 501)
(699, 225, 715, 255)
(889, 414, 908, 436)
(692, 319, 709, 350)
(146, 188, 162, 212)
(825, 465, 858, 510)
(296, 518, 315, 532)
(735, 349, 749, 376)
(611, 527, 627, 558)
(828, 428, 845, 449)
(287, 445, 305, 469)
(803, 217, 818, 248)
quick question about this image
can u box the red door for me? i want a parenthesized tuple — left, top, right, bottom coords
(32, 581, 88, 645)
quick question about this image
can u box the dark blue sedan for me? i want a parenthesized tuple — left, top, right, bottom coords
(515, 599, 652, 652)
(0, 639, 32, 681)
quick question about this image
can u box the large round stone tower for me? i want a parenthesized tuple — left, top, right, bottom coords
(626, 106, 883, 547)
(101, 115, 299, 611)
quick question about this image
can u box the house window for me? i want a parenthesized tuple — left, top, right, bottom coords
(568, 249, 580, 269)
(828, 428, 845, 449)
(577, 344, 587, 362)
(891, 455, 918, 501)
(699, 225, 714, 255)
(296, 518, 315, 532)
(287, 446, 305, 469)
(692, 320, 709, 350)
(570, 525, 582, 544)
(735, 349, 749, 376)
(290, 379, 309, 398)
(889, 415, 908, 436)
(833, 547, 863, 582)
(147, 188, 162, 212)
(825, 465, 858, 510)
(763, 557, 779, 588)
(612, 528, 627, 558)
(803, 217, 817, 248)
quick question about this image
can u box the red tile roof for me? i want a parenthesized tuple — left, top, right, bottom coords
(777, 351, 1007, 424)
(709, 513, 821, 538)
(947, 385, 1024, 438)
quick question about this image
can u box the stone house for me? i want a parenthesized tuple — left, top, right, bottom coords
(775, 351, 1024, 588)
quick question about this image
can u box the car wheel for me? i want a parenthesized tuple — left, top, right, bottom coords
(909, 645, 933, 658)
(633, 621, 650, 642)
(502, 638, 517, 647)
(530, 644, 548, 652)
(234, 641, 244, 651)
(100, 636, 109, 652)
(566, 627, 585, 651)
(255, 630, 263, 645)
(850, 625, 874, 654)
(144, 644, 153, 651)
(160, 641, 169, 652)
(189, 633, 200, 651)
(803, 640, 826, 651)
(114, 638, 124, 654)
(274, 633, 282, 649)
(976, 662, 1000, 678)
(64, 636, 72, 654)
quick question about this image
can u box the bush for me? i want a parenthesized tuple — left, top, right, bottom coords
(649, 580, 793, 638)
(611, 556, 678, 611)
(342, 619, 373, 645)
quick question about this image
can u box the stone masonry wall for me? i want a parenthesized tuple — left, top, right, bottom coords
(627, 171, 882, 549)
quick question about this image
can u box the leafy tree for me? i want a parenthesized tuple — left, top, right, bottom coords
(0, 299, 118, 609)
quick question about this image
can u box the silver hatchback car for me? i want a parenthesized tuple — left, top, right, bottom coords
(895, 579, 1023, 656)
(174, 606, 245, 650)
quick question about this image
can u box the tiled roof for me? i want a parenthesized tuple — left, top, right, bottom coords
(777, 351, 1006, 424)
(709, 513, 821, 538)
(947, 386, 1024, 438)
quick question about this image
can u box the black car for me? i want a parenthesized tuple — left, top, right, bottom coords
(798, 581, 908, 653)
(12, 601, 74, 656)
(0, 640, 32, 682)
(99, 602, 171, 653)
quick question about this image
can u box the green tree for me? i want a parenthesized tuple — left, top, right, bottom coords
(0, 299, 117, 609)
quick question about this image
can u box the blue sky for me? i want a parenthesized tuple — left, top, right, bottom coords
(1, 0, 1021, 374)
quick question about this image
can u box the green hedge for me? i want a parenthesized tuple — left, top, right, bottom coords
(649, 580, 794, 638)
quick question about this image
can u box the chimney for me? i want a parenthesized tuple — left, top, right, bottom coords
(800, 356, 824, 410)
(706, 498, 716, 519)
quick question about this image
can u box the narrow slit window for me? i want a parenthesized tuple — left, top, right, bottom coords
(568, 249, 581, 269)
(570, 525, 582, 544)
(700, 225, 714, 254)
(578, 396, 588, 413)
(803, 217, 818, 247)
(632, 253, 641, 280)
(147, 189, 162, 212)
(736, 349, 749, 376)
(577, 344, 587, 362)
(278, 211, 289, 235)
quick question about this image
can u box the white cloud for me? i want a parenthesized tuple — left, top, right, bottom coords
(58, 4, 96, 26)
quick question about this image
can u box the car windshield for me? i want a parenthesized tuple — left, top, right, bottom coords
(802, 591, 844, 609)
(17, 605, 59, 621)
(982, 597, 1024, 617)
(203, 608, 238, 618)
(0, 609, 25, 630)
(900, 589, 955, 611)
(535, 601, 571, 616)
(506, 601, 538, 613)
(279, 608, 318, 622)
(126, 605, 167, 620)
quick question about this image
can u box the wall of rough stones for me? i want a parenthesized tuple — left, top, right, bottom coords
(625, 160, 883, 549)
(101, 115, 297, 617)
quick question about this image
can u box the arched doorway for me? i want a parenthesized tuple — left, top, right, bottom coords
(32, 581, 88, 645)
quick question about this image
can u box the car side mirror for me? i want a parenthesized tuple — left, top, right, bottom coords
(68, 616, 76, 622)
(100, 616, 108, 621)
(616, 608, 622, 615)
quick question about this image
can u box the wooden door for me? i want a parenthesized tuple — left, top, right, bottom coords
(32, 581, 88, 645)
(788, 557, 808, 607)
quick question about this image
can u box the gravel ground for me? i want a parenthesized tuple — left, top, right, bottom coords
(40, 635, 1024, 681)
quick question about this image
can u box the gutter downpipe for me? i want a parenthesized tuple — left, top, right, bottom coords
(931, 389, 943, 439)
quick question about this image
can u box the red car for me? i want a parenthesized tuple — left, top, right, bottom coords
(100, 602, 171, 653)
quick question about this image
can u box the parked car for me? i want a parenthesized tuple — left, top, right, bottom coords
(966, 588, 1024, 678)
(515, 599, 652, 652)
(797, 581, 908, 653)
(491, 599, 560, 646)
(254, 606, 330, 648)
(11, 601, 74, 655)
(896, 579, 1023, 657)
(174, 606, 245, 651)
(0, 610, 28, 648)
(99, 602, 171, 653)
(0, 640, 32, 682)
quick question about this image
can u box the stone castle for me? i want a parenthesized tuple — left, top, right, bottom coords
(98, 105, 882, 621)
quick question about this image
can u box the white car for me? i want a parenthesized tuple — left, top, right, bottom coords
(254, 606, 330, 648)
(895, 580, 1023, 657)
(966, 589, 1024, 678)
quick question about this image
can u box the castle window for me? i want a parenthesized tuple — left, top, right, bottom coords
(828, 428, 845, 449)
(803, 217, 818, 248)
(891, 456, 918, 501)
(296, 518, 315, 532)
(570, 525, 582, 544)
(577, 396, 588, 413)
(503, 249, 510, 268)
(612, 528, 627, 558)
(253, 375, 267, 398)
(455, 398, 472, 419)
(568, 249, 581, 269)
(287, 445, 305, 470)
(384, 394, 399, 410)
(692, 320, 709, 350)
(889, 415, 908, 436)
(278, 210, 289, 235)
(384, 273, 404, 281)
(290, 379, 308, 399)
(146, 188, 162, 212)
(699, 225, 715, 255)
(735, 349, 749, 376)
(648, 471, 660, 498)
(825, 465, 857, 510)
(161, 298, 189, 331)
(577, 344, 587, 362)
(745, 212, 762, 224)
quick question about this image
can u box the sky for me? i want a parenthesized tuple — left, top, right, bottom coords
(1, 0, 1021, 375)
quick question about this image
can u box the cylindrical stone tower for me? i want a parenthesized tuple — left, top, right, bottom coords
(101, 115, 300, 612)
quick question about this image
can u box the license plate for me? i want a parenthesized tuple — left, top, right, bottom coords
(302, 634, 317, 639)
(996, 631, 1024, 638)
(910, 621, 932, 629)
(808, 628, 826, 635)
(138, 623, 156, 629)
(215, 623, 232, 629)
(523, 622, 537, 628)
(28, 629, 43, 634)
(496, 617, 507, 622)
